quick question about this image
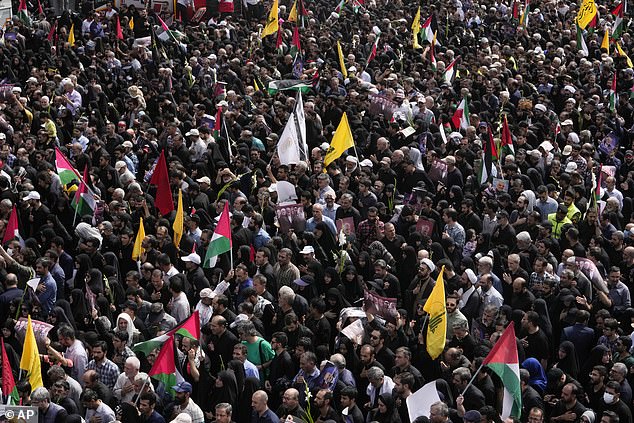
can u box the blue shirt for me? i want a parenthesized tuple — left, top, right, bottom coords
(251, 408, 280, 423)
(37, 273, 57, 314)
(244, 359, 260, 380)
(305, 216, 337, 236)
(254, 228, 271, 249)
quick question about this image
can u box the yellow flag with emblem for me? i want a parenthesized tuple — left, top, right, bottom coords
(337, 41, 348, 79)
(423, 265, 446, 359)
(412, 6, 421, 49)
(261, 0, 279, 38)
(617, 42, 633, 68)
(289, 0, 298, 22)
(132, 216, 146, 260)
(173, 189, 184, 247)
(577, 0, 597, 29)
(324, 112, 354, 167)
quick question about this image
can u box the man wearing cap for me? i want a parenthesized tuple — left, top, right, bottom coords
(145, 302, 177, 337)
(24, 190, 49, 238)
(172, 381, 204, 423)
(181, 252, 210, 301)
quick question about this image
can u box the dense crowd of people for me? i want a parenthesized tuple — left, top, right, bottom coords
(0, 0, 634, 422)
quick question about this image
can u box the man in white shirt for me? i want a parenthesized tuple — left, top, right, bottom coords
(477, 273, 504, 315)
(113, 357, 146, 403)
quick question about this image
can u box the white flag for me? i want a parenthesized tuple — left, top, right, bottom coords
(295, 91, 308, 161)
(277, 114, 301, 165)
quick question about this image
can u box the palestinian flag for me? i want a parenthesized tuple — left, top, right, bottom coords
(203, 201, 232, 268)
(55, 147, 80, 188)
(609, 72, 618, 113)
(577, 24, 589, 56)
(334, 0, 345, 14)
(275, 21, 284, 52)
(17, 0, 30, 26)
(213, 108, 222, 140)
(482, 324, 522, 419)
(290, 25, 301, 57)
(480, 125, 498, 184)
(420, 14, 439, 45)
(512, 0, 519, 19)
(443, 57, 459, 83)
(500, 115, 515, 156)
(148, 335, 178, 395)
(430, 31, 437, 71)
(451, 97, 470, 130)
(268, 79, 312, 94)
(1, 339, 18, 405)
(519, 0, 529, 27)
(2, 206, 23, 246)
(133, 311, 200, 355)
(612, 2, 624, 40)
(554, 122, 561, 139)
(71, 167, 96, 218)
(367, 34, 380, 64)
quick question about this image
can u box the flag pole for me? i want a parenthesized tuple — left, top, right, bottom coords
(460, 362, 485, 397)
(133, 376, 150, 406)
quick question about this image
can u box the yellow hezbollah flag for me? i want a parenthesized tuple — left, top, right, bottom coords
(601, 28, 610, 53)
(129, 16, 134, 30)
(423, 265, 446, 360)
(261, 0, 279, 38)
(173, 189, 184, 247)
(324, 112, 354, 167)
(337, 41, 348, 79)
(68, 23, 75, 46)
(254, 78, 260, 91)
(132, 217, 146, 260)
(289, 0, 298, 22)
(20, 315, 43, 389)
(617, 43, 633, 68)
(412, 6, 421, 49)
(577, 0, 597, 29)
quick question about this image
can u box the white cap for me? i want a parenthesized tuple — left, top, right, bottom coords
(300, 245, 315, 254)
(561, 119, 574, 126)
(534, 104, 547, 112)
(200, 288, 216, 299)
(229, 313, 250, 329)
(24, 191, 40, 201)
(185, 128, 200, 137)
(181, 253, 201, 265)
(122, 141, 133, 148)
(565, 162, 578, 173)
(115, 161, 127, 170)
(360, 159, 373, 167)
(196, 176, 211, 185)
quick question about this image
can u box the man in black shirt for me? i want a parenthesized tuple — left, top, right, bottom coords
(550, 383, 586, 423)
(207, 315, 238, 375)
(267, 332, 295, 409)
(520, 311, 550, 369)
(312, 389, 340, 423)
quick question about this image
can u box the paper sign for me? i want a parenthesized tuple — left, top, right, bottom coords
(276, 204, 306, 234)
(363, 289, 397, 320)
(336, 217, 356, 235)
(214, 281, 229, 295)
(26, 278, 40, 292)
(276, 181, 298, 204)
(340, 318, 365, 345)
(407, 381, 441, 420)
(400, 126, 417, 138)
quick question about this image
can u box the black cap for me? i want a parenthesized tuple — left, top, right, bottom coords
(120, 300, 137, 311)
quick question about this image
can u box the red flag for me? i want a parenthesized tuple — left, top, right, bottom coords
(367, 34, 380, 64)
(3, 206, 21, 245)
(116, 16, 124, 40)
(1, 338, 18, 405)
(149, 151, 175, 216)
(47, 22, 57, 42)
(37, 0, 43, 15)
(276, 22, 283, 50)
